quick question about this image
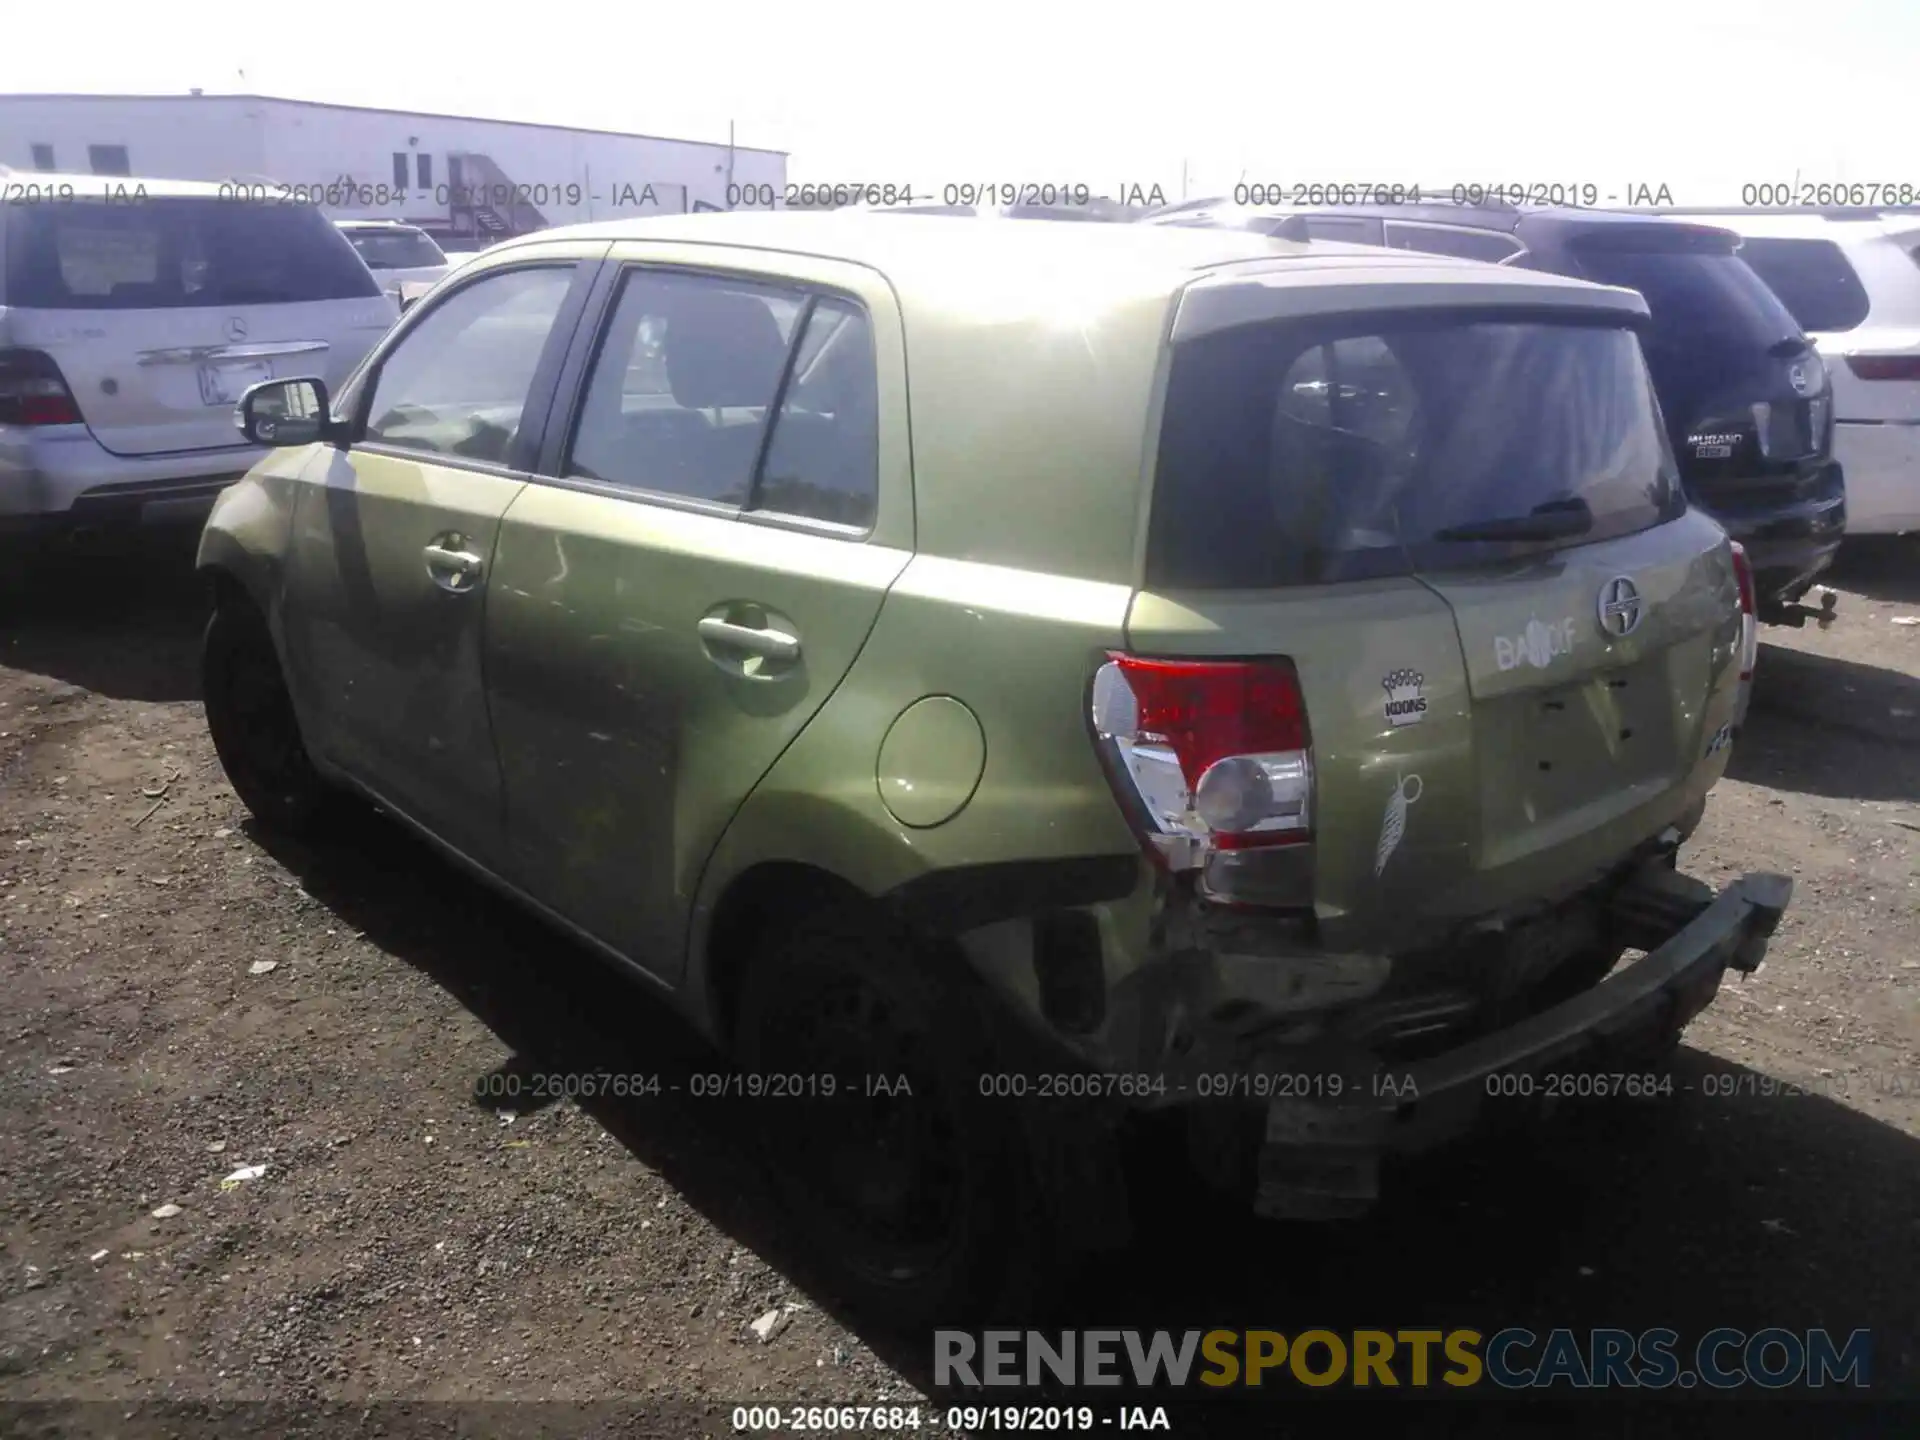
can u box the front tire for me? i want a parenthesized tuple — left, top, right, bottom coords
(202, 597, 334, 835)
(734, 909, 1026, 1328)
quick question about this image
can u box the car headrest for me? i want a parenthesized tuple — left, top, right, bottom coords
(662, 288, 788, 409)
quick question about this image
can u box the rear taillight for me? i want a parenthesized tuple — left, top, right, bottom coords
(0, 349, 83, 426)
(1844, 353, 1920, 382)
(1729, 541, 1758, 682)
(1089, 654, 1313, 872)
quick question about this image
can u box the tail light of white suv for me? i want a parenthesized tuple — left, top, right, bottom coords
(0, 350, 83, 427)
(1089, 654, 1315, 889)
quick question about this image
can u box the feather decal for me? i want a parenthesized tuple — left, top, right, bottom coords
(1374, 772, 1423, 877)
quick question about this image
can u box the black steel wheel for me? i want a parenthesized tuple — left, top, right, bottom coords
(735, 909, 1023, 1328)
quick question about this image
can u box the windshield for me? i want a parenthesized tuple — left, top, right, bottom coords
(1148, 313, 1685, 588)
(344, 228, 449, 270)
(3, 199, 382, 308)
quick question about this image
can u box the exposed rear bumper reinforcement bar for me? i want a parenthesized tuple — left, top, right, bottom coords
(1256, 866, 1792, 1220)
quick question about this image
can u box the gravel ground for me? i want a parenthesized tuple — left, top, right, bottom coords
(1, 532, 1916, 1436)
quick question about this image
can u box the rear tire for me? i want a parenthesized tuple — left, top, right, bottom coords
(202, 597, 335, 836)
(734, 908, 1025, 1328)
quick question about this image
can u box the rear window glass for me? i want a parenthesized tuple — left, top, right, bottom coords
(1733, 236, 1872, 333)
(1570, 238, 1802, 406)
(343, 227, 447, 271)
(1148, 314, 1684, 589)
(3, 199, 382, 308)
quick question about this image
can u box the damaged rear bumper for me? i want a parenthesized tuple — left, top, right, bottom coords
(1255, 867, 1792, 1219)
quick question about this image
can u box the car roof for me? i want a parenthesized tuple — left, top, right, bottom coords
(488, 210, 1634, 312)
(1656, 209, 1920, 242)
(1157, 198, 1740, 245)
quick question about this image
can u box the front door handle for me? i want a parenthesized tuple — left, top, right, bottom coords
(423, 539, 484, 592)
(697, 616, 801, 663)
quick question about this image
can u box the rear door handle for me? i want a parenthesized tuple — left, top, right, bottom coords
(697, 616, 800, 663)
(423, 541, 484, 590)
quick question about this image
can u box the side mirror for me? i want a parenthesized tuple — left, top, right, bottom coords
(236, 377, 335, 447)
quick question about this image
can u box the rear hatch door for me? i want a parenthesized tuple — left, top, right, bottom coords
(1569, 221, 1832, 511)
(1130, 266, 1744, 952)
(2, 196, 396, 456)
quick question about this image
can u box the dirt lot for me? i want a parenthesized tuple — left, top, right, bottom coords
(2, 533, 1918, 1434)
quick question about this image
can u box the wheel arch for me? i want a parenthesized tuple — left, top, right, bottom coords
(699, 859, 879, 1048)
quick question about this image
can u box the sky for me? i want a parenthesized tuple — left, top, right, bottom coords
(3, 0, 1916, 205)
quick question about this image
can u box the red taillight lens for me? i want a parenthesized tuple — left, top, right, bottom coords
(0, 349, 83, 426)
(1090, 654, 1313, 863)
(1729, 541, 1759, 682)
(1105, 656, 1307, 787)
(1729, 542, 1757, 617)
(1844, 353, 1920, 382)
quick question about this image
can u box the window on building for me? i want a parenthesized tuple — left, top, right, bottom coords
(392, 152, 409, 191)
(87, 145, 131, 177)
(30, 144, 55, 171)
(417, 153, 432, 190)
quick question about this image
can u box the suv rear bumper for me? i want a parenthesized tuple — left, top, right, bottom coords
(1702, 461, 1845, 612)
(1253, 866, 1792, 1218)
(0, 423, 257, 533)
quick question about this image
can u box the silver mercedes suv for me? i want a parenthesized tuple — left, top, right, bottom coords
(0, 173, 397, 540)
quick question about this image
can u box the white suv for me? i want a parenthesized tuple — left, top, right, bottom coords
(334, 220, 455, 306)
(1706, 210, 1920, 536)
(1, 173, 397, 539)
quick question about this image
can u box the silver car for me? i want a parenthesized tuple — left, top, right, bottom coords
(0, 173, 396, 538)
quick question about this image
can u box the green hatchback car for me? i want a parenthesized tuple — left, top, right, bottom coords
(199, 213, 1789, 1323)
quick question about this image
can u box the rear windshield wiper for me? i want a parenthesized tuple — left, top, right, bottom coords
(1433, 497, 1594, 543)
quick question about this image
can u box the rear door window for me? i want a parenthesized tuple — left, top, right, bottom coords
(1148, 313, 1684, 588)
(3, 199, 382, 308)
(565, 270, 880, 529)
(755, 298, 880, 528)
(1732, 236, 1872, 333)
(566, 270, 803, 507)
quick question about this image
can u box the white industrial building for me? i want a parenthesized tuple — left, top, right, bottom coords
(0, 93, 787, 242)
